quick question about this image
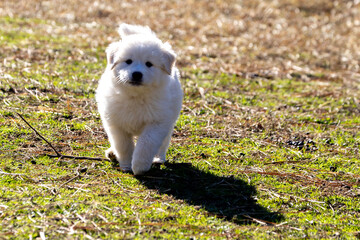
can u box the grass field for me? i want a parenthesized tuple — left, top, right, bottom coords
(1, 0, 360, 239)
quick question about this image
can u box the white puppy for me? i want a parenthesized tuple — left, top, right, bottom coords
(96, 24, 183, 175)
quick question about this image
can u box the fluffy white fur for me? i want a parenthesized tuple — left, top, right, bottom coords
(96, 23, 183, 175)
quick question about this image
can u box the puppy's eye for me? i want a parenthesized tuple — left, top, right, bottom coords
(145, 61, 153, 68)
(125, 59, 133, 65)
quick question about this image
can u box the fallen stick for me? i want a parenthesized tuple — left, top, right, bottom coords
(47, 154, 108, 161)
(15, 112, 109, 162)
(16, 112, 61, 157)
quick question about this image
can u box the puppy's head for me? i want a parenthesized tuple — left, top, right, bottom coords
(106, 24, 176, 88)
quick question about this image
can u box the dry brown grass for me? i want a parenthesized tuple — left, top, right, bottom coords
(1, 0, 359, 82)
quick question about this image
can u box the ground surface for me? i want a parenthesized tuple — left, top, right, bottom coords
(1, 0, 360, 239)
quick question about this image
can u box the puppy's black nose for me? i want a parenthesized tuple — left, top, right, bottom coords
(131, 72, 143, 83)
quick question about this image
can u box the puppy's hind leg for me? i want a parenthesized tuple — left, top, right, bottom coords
(106, 127, 134, 172)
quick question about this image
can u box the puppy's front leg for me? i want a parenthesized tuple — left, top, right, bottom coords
(106, 127, 134, 172)
(132, 124, 170, 175)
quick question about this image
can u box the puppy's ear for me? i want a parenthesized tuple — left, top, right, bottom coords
(161, 43, 176, 75)
(118, 23, 154, 38)
(106, 42, 118, 65)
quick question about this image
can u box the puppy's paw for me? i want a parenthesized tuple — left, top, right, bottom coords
(132, 162, 152, 176)
(105, 148, 117, 161)
(153, 157, 166, 164)
(106, 148, 133, 172)
(120, 166, 132, 173)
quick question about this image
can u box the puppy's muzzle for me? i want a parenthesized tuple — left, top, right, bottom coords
(130, 71, 143, 86)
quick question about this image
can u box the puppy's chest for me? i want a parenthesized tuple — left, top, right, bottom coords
(108, 98, 163, 134)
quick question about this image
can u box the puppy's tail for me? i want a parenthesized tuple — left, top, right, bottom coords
(118, 23, 155, 38)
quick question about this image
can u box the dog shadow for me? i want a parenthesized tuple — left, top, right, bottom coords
(135, 162, 283, 225)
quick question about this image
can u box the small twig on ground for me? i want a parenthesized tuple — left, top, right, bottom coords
(242, 215, 276, 226)
(16, 112, 61, 157)
(50, 173, 82, 201)
(48, 154, 109, 161)
(0, 171, 25, 176)
(15, 112, 109, 162)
